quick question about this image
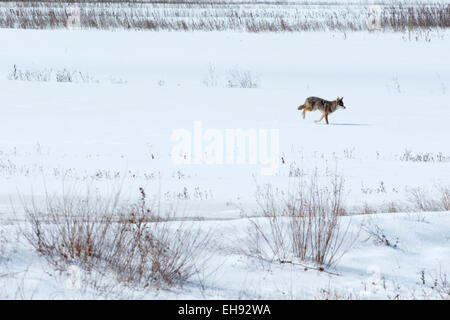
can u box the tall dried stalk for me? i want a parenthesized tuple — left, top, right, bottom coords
(248, 172, 355, 268)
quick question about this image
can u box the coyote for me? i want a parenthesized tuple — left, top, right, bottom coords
(298, 96, 345, 125)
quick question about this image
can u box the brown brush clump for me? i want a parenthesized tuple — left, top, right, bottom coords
(0, 1, 447, 32)
(246, 171, 357, 269)
(23, 187, 211, 289)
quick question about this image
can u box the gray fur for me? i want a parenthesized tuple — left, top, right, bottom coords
(298, 96, 345, 124)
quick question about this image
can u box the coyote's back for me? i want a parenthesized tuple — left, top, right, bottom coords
(299, 96, 329, 112)
(298, 96, 345, 125)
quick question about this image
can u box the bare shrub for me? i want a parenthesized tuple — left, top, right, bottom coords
(430, 271, 450, 299)
(0, 226, 6, 261)
(315, 287, 360, 300)
(364, 224, 399, 249)
(7, 64, 51, 82)
(437, 185, 450, 211)
(408, 187, 436, 212)
(408, 184, 450, 212)
(362, 202, 377, 215)
(55, 68, 74, 83)
(226, 66, 259, 89)
(385, 201, 402, 213)
(391, 75, 401, 93)
(421, 269, 450, 300)
(399, 149, 450, 163)
(8, 65, 98, 83)
(22, 187, 211, 289)
(246, 172, 356, 269)
(202, 63, 219, 87)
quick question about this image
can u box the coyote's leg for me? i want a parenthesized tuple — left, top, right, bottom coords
(302, 109, 306, 119)
(325, 113, 329, 125)
(315, 114, 324, 123)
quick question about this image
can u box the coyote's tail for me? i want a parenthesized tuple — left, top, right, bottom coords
(298, 104, 305, 110)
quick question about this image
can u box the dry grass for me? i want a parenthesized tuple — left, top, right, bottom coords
(399, 150, 450, 163)
(7, 64, 98, 83)
(202, 63, 219, 87)
(226, 66, 259, 88)
(430, 272, 450, 299)
(315, 287, 360, 300)
(0, 1, 447, 33)
(408, 184, 450, 212)
(362, 202, 377, 215)
(245, 172, 356, 269)
(420, 269, 450, 300)
(438, 185, 450, 211)
(358, 183, 450, 216)
(364, 224, 399, 249)
(384, 201, 402, 213)
(22, 187, 212, 289)
(0, 227, 6, 262)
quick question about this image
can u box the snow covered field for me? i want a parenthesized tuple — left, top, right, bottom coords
(0, 24, 449, 299)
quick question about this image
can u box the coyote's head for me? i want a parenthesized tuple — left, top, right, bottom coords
(336, 97, 345, 109)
